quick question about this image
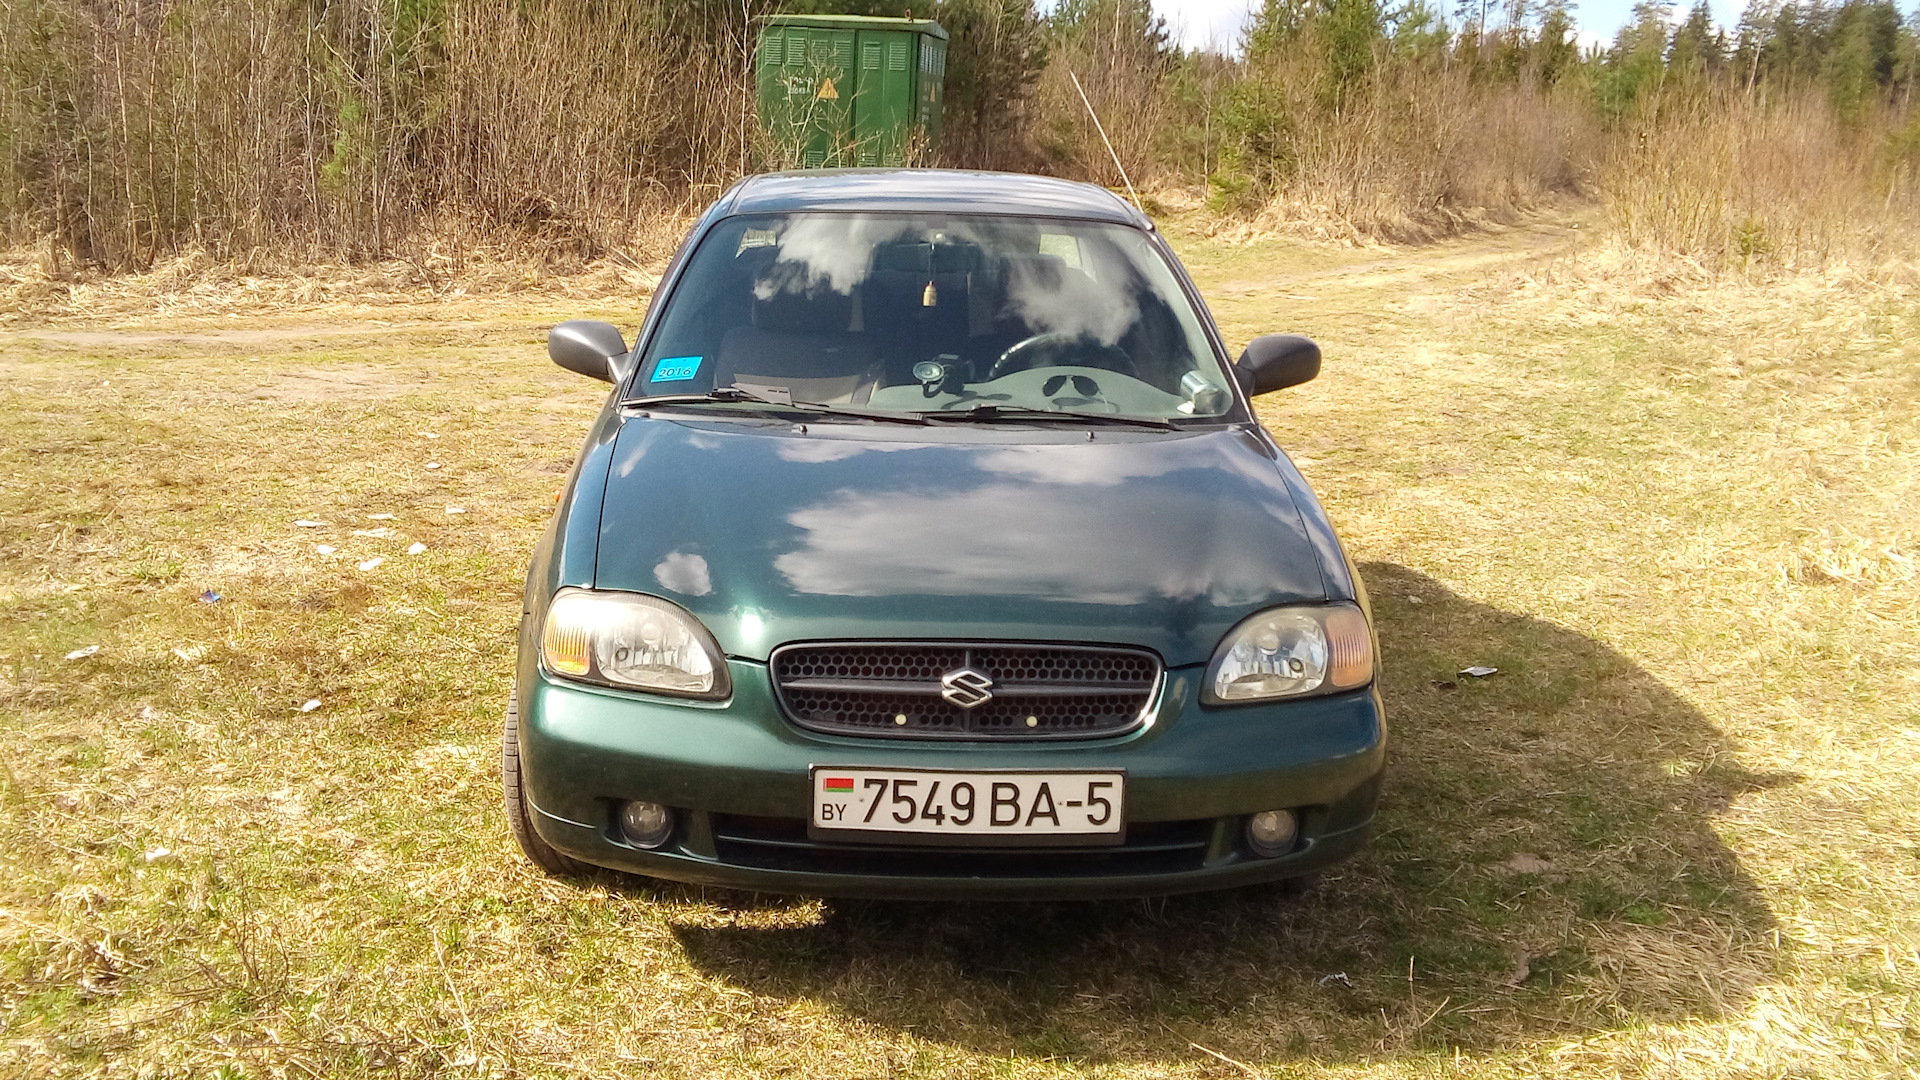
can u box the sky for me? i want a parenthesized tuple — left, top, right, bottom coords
(1140, 0, 1754, 55)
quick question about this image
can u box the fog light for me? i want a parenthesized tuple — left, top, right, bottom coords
(618, 800, 673, 849)
(1246, 809, 1299, 858)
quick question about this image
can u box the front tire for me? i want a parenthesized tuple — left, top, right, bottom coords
(502, 686, 590, 877)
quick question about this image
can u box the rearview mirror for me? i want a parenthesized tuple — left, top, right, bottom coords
(1234, 334, 1321, 396)
(549, 320, 630, 383)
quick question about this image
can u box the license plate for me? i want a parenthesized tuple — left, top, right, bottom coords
(810, 767, 1125, 845)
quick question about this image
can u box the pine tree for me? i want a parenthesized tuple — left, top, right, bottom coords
(1732, 0, 1776, 92)
(1534, 0, 1579, 84)
(1824, 0, 1906, 116)
(1668, 2, 1724, 80)
(1594, 0, 1676, 113)
(1322, 0, 1388, 99)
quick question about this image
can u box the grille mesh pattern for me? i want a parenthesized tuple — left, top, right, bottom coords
(772, 642, 1160, 740)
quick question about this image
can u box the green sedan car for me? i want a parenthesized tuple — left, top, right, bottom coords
(503, 169, 1384, 899)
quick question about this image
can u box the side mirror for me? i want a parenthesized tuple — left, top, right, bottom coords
(1234, 334, 1321, 396)
(548, 320, 630, 383)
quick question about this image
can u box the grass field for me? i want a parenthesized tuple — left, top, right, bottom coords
(1, 217, 1916, 1079)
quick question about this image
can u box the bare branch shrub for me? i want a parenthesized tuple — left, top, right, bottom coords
(1603, 88, 1920, 269)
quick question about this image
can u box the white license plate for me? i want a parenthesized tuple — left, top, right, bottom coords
(810, 767, 1125, 844)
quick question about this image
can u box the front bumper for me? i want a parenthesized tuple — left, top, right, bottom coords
(516, 657, 1386, 900)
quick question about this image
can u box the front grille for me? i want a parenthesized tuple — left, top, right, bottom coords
(711, 813, 1212, 876)
(771, 642, 1161, 740)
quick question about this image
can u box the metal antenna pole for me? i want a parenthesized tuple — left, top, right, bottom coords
(1067, 69, 1141, 211)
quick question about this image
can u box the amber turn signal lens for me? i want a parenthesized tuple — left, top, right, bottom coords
(1324, 605, 1373, 689)
(541, 613, 592, 677)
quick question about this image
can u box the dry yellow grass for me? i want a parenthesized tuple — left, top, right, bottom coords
(1, 214, 1915, 1078)
(0, 212, 696, 328)
(1600, 91, 1920, 272)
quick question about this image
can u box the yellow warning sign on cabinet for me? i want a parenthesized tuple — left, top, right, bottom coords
(816, 78, 839, 100)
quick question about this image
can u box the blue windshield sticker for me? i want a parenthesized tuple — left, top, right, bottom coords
(651, 356, 702, 382)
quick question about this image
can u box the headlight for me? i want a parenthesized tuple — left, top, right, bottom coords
(540, 588, 730, 700)
(1204, 602, 1373, 704)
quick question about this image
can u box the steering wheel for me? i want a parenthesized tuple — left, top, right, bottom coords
(989, 331, 1138, 381)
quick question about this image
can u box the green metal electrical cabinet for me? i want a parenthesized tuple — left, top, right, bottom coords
(756, 14, 947, 169)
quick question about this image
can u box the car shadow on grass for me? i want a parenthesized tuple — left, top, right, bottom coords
(668, 563, 1787, 1063)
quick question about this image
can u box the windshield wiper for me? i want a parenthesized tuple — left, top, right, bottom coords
(622, 387, 929, 426)
(917, 404, 1181, 430)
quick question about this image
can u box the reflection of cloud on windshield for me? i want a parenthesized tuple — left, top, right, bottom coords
(756, 215, 913, 298)
(774, 484, 1302, 605)
(1002, 258, 1137, 345)
(751, 217, 1143, 350)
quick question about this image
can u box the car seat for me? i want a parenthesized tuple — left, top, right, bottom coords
(714, 283, 878, 404)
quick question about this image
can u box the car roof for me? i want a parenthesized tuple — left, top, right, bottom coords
(721, 169, 1149, 228)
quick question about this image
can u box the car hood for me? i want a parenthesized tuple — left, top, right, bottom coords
(593, 418, 1330, 667)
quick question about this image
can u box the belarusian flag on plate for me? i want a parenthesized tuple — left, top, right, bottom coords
(822, 776, 855, 792)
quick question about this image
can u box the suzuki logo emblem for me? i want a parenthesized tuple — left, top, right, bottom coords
(939, 667, 995, 709)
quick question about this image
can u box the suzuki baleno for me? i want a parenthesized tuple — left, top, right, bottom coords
(503, 170, 1384, 899)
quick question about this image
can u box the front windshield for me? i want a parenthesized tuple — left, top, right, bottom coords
(633, 213, 1235, 420)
